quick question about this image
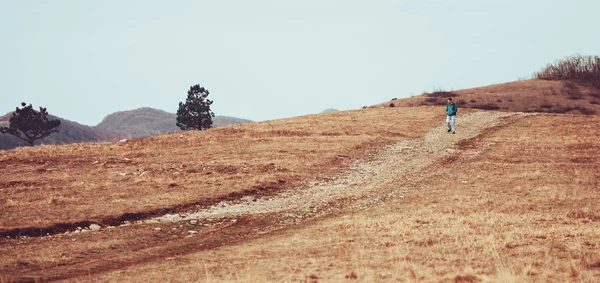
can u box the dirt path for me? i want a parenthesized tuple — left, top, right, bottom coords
(3, 111, 532, 282)
(145, 111, 526, 225)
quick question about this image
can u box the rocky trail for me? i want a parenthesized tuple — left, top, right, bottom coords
(143, 111, 527, 226)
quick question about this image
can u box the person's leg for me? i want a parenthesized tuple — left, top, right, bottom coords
(451, 115, 456, 133)
(446, 115, 451, 132)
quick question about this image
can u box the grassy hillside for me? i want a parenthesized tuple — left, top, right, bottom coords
(79, 113, 600, 283)
(96, 107, 253, 138)
(0, 113, 122, 150)
(1, 106, 599, 282)
(376, 79, 600, 115)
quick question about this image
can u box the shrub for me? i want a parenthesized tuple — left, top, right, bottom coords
(589, 93, 600, 99)
(470, 100, 477, 103)
(471, 104, 500, 110)
(590, 101, 600, 105)
(389, 103, 395, 107)
(549, 107, 573, 114)
(577, 106, 597, 115)
(424, 97, 438, 103)
(535, 55, 600, 87)
(565, 81, 577, 89)
(391, 98, 398, 101)
(549, 106, 596, 115)
(540, 104, 553, 109)
(427, 91, 458, 98)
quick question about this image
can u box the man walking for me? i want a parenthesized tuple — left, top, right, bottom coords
(446, 98, 457, 134)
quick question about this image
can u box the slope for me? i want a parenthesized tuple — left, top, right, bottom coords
(83, 113, 600, 283)
(1, 109, 599, 282)
(376, 79, 600, 115)
(96, 107, 253, 138)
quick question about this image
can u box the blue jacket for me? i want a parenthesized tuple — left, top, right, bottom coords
(446, 103, 457, 116)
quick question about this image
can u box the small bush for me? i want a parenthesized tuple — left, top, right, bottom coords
(549, 107, 573, 114)
(589, 93, 600, 99)
(457, 99, 466, 105)
(496, 99, 503, 103)
(391, 98, 398, 101)
(540, 104, 553, 109)
(427, 91, 458, 98)
(590, 100, 600, 105)
(424, 97, 438, 103)
(389, 103, 395, 107)
(470, 100, 477, 103)
(567, 94, 584, 100)
(535, 55, 600, 88)
(549, 106, 596, 115)
(577, 106, 597, 115)
(471, 104, 500, 110)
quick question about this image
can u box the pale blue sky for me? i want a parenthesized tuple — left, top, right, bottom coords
(1, 0, 599, 125)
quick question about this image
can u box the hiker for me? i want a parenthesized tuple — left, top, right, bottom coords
(446, 98, 457, 134)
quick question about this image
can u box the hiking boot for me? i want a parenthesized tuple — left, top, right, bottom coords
(447, 129, 451, 133)
(452, 132, 455, 134)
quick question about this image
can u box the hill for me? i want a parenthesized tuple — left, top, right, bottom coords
(0, 113, 122, 150)
(96, 107, 253, 138)
(376, 79, 600, 115)
(2, 107, 599, 282)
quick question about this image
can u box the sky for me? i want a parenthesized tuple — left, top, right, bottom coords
(1, 0, 599, 125)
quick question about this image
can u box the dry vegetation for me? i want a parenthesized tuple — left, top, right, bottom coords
(2, 84, 599, 282)
(535, 55, 600, 87)
(0, 108, 441, 234)
(87, 114, 600, 282)
(375, 79, 600, 115)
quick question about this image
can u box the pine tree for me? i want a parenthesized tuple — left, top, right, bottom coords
(176, 84, 215, 131)
(0, 102, 61, 146)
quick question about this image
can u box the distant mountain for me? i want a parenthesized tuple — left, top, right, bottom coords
(320, 108, 339, 113)
(0, 107, 252, 150)
(0, 113, 123, 150)
(96, 107, 253, 138)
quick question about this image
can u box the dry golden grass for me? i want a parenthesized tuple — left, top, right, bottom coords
(0, 107, 443, 232)
(377, 79, 600, 115)
(0, 107, 450, 281)
(89, 114, 600, 282)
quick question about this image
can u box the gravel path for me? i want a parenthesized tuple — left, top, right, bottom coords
(146, 111, 526, 225)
